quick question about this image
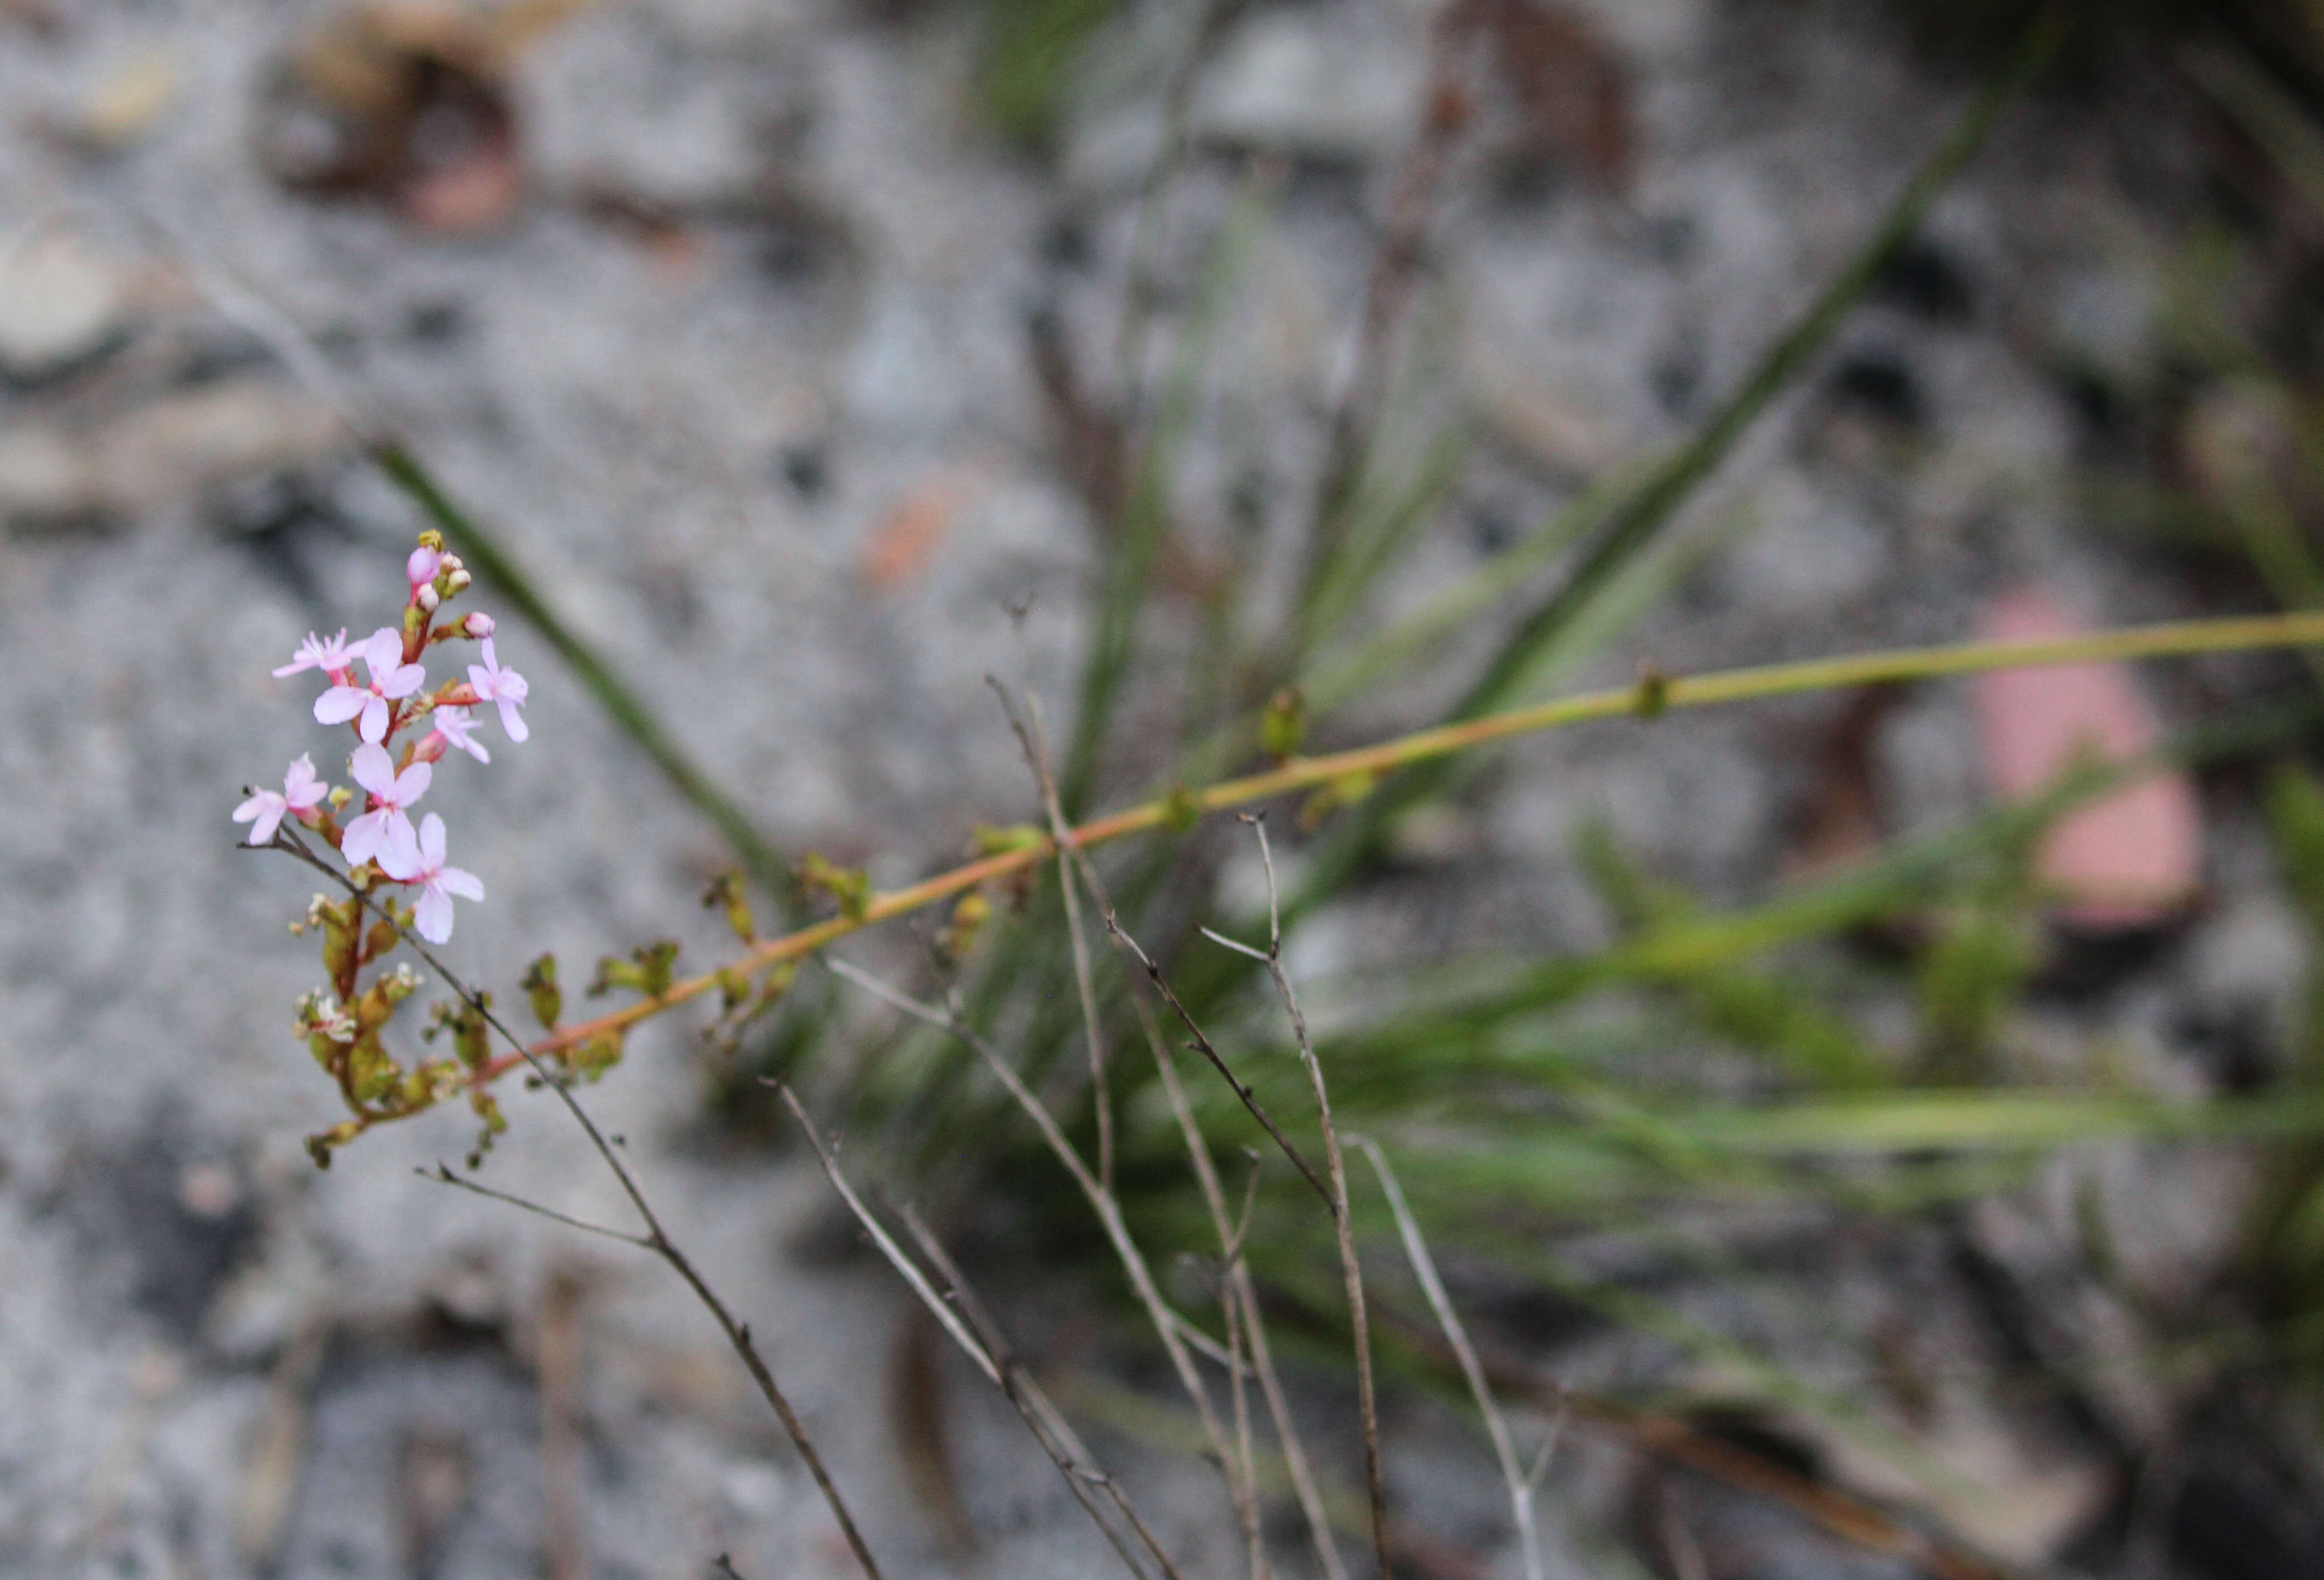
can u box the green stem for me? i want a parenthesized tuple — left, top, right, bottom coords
(500, 606, 2324, 1072)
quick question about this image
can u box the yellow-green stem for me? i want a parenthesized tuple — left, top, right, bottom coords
(494, 608, 2324, 1078)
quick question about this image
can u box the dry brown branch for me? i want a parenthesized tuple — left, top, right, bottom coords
(993, 678, 1117, 1193)
(263, 829, 887, 1580)
(1222, 1268, 1267, 1580)
(539, 1267, 588, 1580)
(1491, 1369, 2019, 1580)
(895, 1205, 1194, 1580)
(1355, 1136, 1543, 1580)
(1016, 747, 1279, 1580)
(1130, 993, 1350, 1580)
(1216, 815, 1392, 1580)
(775, 1085, 1175, 1580)
(822, 957, 1246, 1531)
(775, 1086, 1000, 1388)
(1104, 917, 1331, 1207)
(419, 1164, 651, 1248)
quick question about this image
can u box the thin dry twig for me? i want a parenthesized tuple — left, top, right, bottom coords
(1105, 917, 1331, 1207)
(417, 1164, 651, 1248)
(1355, 1136, 1543, 1580)
(823, 957, 1245, 1527)
(1129, 993, 1349, 1580)
(896, 1205, 1193, 1580)
(1222, 815, 1391, 1580)
(1016, 737, 1279, 1580)
(776, 1087, 1000, 1388)
(539, 1268, 589, 1580)
(992, 676, 1117, 1193)
(1221, 1263, 1267, 1580)
(776, 1086, 1175, 1580)
(260, 830, 886, 1580)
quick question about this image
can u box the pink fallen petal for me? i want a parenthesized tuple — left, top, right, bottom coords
(1971, 590, 2202, 930)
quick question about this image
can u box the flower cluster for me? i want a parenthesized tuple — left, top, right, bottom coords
(236, 535, 525, 944)
(239, 533, 532, 1167)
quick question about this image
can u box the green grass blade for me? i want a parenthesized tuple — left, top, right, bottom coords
(1291, 13, 2065, 905)
(1061, 176, 1270, 816)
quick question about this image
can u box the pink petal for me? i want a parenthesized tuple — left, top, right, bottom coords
(419, 812, 447, 870)
(377, 823, 425, 881)
(392, 760, 433, 807)
(360, 628, 404, 674)
(495, 696, 528, 743)
(381, 662, 428, 700)
(315, 687, 367, 727)
(358, 694, 390, 743)
(413, 883, 454, 944)
(438, 865, 484, 902)
(1971, 589, 2202, 929)
(380, 812, 422, 877)
(233, 791, 286, 844)
(341, 810, 386, 867)
(272, 638, 319, 678)
(349, 743, 397, 799)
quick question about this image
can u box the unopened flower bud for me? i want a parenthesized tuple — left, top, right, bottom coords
(414, 585, 440, 614)
(462, 612, 495, 639)
(413, 730, 449, 765)
(441, 567, 472, 596)
(407, 544, 444, 589)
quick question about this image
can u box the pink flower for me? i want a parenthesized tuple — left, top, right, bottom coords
(466, 638, 529, 743)
(315, 628, 427, 744)
(232, 754, 330, 846)
(380, 812, 484, 943)
(425, 704, 491, 764)
(272, 629, 353, 679)
(408, 545, 444, 591)
(341, 742, 430, 870)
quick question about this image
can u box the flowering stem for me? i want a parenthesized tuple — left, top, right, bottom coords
(261, 829, 888, 1580)
(498, 607, 2324, 1077)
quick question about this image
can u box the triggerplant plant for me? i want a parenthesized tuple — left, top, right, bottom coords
(235, 531, 528, 1166)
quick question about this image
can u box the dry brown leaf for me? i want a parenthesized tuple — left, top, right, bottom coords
(1782, 684, 1903, 885)
(1472, 0, 1631, 190)
(256, 1, 567, 233)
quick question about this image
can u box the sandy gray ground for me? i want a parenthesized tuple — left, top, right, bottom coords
(0, 0, 2297, 1575)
